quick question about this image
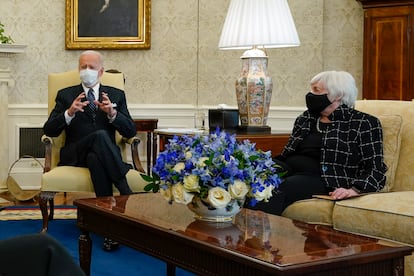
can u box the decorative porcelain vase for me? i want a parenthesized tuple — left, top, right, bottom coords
(235, 48, 272, 132)
(187, 196, 244, 222)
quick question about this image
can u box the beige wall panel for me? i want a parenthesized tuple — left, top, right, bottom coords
(2, 0, 363, 107)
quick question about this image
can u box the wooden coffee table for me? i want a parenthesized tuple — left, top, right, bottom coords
(74, 193, 412, 276)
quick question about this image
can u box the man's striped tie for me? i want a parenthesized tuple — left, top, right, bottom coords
(87, 88, 97, 111)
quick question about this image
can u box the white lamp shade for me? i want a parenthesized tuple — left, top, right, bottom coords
(218, 0, 300, 49)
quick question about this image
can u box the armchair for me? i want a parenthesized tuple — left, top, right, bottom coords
(40, 70, 147, 232)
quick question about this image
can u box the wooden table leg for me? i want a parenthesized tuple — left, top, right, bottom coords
(79, 231, 92, 276)
(133, 119, 158, 175)
(152, 132, 158, 171)
(166, 262, 176, 276)
(146, 132, 152, 174)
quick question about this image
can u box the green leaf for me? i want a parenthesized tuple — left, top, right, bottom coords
(199, 186, 209, 198)
(144, 183, 154, 192)
(172, 175, 179, 182)
(0, 22, 14, 44)
(152, 185, 160, 193)
(144, 182, 160, 193)
(140, 174, 154, 182)
(141, 173, 161, 193)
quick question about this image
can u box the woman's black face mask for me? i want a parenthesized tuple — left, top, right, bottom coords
(305, 92, 332, 114)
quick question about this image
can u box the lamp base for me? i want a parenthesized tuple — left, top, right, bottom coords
(237, 125, 271, 134)
(236, 48, 272, 132)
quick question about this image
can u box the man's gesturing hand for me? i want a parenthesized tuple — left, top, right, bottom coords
(67, 92, 88, 117)
(97, 92, 117, 117)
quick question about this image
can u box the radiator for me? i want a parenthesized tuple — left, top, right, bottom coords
(19, 127, 44, 158)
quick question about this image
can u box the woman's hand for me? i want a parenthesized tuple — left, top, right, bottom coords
(329, 187, 358, 200)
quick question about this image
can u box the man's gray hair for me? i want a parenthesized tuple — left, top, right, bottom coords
(79, 50, 104, 67)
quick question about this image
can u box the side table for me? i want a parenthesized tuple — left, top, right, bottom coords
(155, 128, 290, 157)
(134, 119, 158, 174)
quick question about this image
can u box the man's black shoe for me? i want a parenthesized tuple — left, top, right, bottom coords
(103, 238, 120, 251)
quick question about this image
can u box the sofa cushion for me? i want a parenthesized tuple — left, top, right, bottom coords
(355, 100, 414, 191)
(377, 115, 403, 191)
(281, 198, 335, 225)
(333, 191, 414, 245)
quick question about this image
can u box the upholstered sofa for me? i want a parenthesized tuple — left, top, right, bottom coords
(281, 100, 414, 275)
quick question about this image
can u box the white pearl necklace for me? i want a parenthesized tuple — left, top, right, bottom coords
(316, 117, 325, 133)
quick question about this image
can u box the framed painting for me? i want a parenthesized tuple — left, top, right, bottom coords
(65, 0, 151, 50)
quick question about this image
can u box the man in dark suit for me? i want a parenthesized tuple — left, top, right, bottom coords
(44, 50, 135, 251)
(43, 50, 135, 197)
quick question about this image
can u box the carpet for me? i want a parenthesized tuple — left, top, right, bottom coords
(0, 197, 13, 207)
(0, 205, 77, 220)
(0, 218, 195, 276)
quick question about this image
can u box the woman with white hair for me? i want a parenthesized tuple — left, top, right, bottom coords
(250, 71, 387, 215)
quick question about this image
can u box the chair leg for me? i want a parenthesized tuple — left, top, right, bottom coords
(39, 191, 56, 233)
(39, 193, 49, 233)
(49, 197, 55, 220)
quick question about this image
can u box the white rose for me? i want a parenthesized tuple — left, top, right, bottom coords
(229, 180, 249, 199)
(172, 183, 194, 204)
(207, 187, 231, 208)
(197, 157, 209, 167)
(173, 162, 185, 173)
(185, 151, 192, 160)
(160, 187, 173, 201)
(183, 174, 200, 192)
(252, 185, 274, 202)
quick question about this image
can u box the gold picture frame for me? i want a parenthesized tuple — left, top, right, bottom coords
(65, 0, 151, 50)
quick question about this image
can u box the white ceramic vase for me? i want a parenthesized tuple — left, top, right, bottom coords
(187, 196, 243, 222)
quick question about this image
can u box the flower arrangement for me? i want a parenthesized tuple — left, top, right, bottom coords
(142, 129, 283, 210)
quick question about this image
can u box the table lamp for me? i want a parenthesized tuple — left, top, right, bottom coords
(218, 0, 300, 133)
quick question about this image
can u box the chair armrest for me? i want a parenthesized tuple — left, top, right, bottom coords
(41, 135, 53, 173)
(124, 136, 145, 173)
